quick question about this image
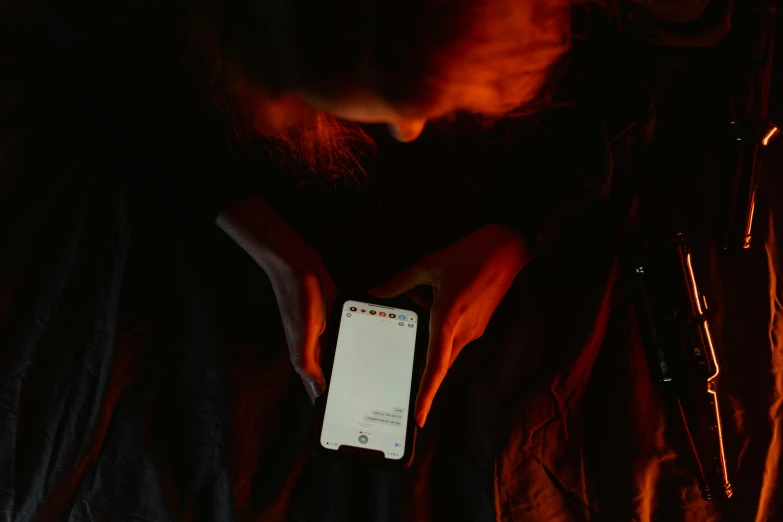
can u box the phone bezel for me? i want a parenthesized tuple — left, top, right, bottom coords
(310, 295, 428, 469)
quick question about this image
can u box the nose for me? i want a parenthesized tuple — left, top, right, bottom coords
(388, 119, 427, 142)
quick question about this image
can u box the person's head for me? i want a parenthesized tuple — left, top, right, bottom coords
(186, 0, 571, 173)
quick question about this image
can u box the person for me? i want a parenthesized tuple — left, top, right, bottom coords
(188, 0, 583, 428)
(0, 0, 666, 519)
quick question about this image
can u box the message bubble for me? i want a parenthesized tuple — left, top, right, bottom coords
(362, 415, 402, 426)
(372, 410, 403, 419)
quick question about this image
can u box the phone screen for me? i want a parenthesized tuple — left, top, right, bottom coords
(320, 300, 419, 459)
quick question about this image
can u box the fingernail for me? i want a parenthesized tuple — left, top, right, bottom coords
(304, 379, 325, 403)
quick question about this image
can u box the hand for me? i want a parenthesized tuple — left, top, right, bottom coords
(217, 195, 336, 402)
(370, 224, 532, 427)
(263, 240, 336, 402)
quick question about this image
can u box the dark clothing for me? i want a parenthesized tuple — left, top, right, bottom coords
(3, 1, 783, 521)
(0, 79, 652, 522)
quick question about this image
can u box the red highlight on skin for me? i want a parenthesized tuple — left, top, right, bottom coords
(187, 0, 570, 176)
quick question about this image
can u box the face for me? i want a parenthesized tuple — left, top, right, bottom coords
(299, 90, 429, 142)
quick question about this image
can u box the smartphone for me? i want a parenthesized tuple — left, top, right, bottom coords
(311, 298, 427, 468)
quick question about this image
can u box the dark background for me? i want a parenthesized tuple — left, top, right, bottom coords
(1, 1, 782, 521)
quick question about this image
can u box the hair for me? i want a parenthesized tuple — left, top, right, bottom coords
(184, 0, 572, 176)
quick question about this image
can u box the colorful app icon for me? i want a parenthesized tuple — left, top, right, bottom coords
(360, 309, 366, 313)
(350, 306, 357, 312)
(398, 315, 406, 320)
(409, 316, 415, 321)
(369, 310, 377, 315)
(379, 312, 387, 317)
(389, 313, 396, 318)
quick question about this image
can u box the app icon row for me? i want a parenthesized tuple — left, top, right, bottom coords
(349, 306, 414, 321)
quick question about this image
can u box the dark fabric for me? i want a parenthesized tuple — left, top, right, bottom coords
(36, 0, 257, 236)
(0, 107, 642, 522)
(3, 1, 783, 522)
(4, 94, 782, 521)
(482, 6, 647, 259)
(621, 0, 732, 47)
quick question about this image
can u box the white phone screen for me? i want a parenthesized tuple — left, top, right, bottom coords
(320, 300, 418, 459)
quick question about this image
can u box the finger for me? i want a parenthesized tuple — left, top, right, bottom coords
(448, 338, 468, 369)
(283, 273, 326, 401)
(291, 341, 326, 403)
(370, 262, 431, 299)
(414, 322, 454, 428)
(299, 343, 326, 403)
(405, 287, 434, 310)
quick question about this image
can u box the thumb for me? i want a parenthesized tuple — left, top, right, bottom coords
(370, 261, 431, 298)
